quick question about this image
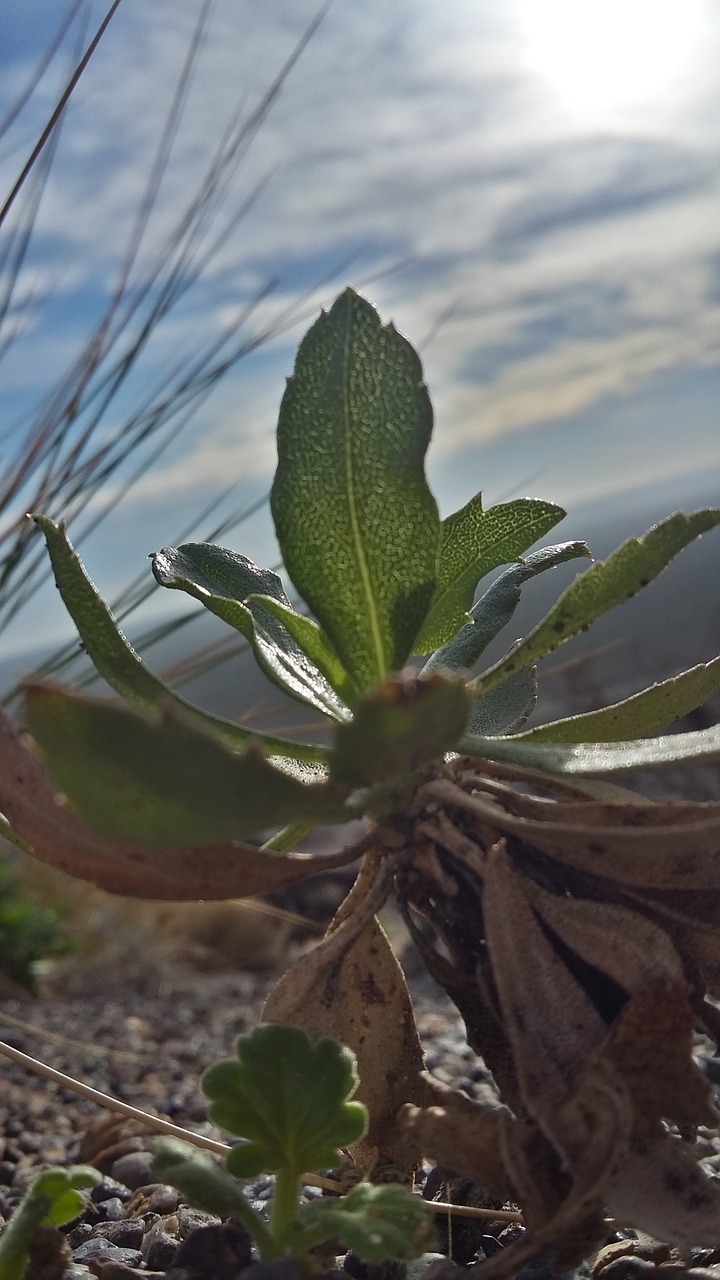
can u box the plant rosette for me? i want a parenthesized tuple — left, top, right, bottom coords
(1, 288, 718, 1275)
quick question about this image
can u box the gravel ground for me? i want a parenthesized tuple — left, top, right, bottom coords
(0, 953, 499, 1278)
(3, 952, 720, 1280)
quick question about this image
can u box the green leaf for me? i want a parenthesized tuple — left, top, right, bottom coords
(202, 1024, 367, 1179)
(468, 662, 538, 735)
(24, 685, 347, 846)
(151, 543, 353, 722)
(247, 594, 358, 708)
(423, 542, 590, 675)
(516, 655, 720, 743)
(414, 495, 567, 652)
(0, 1166, 100, 1280)
(329, 671, 472, 788)
(32, 515, 326, 763)
(470, 508, 720, 697)
(153, 1139, 255, 1217)
(152, 1139, 277, 1256)
(271, 288, 440, 689)
(295, 1181, 435, 1262)
(458, 722, 720, 774)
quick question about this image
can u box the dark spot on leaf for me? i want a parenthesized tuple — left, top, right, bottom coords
(588, 842, 605, 855)
(359, 973, 388, 1005)
(553, 621, 566, 633)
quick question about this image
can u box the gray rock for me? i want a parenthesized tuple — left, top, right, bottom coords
(143, 1228, 180, 1269)
(72, 1236, 144, 1266)
(147, 1182, 179, 1214)
(92, 1217, 145, 1250)
(110, 1150, 155, 1190)
(176, 1204, 221, 1238)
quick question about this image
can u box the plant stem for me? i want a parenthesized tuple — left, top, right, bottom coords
(271, 1167, 302, 1243)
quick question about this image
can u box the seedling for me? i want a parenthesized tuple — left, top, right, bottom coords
(2, 288, 720, 1274)
(153, 1023, 435, 1273)
(0, 1165, 100, 1280)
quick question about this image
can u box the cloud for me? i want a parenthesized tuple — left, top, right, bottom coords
(3, 0, 720, 533)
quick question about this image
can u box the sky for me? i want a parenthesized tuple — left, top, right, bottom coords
(1, 0, 719, 656)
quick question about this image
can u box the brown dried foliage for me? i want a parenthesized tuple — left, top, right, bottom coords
(258, 754, 720, 1273)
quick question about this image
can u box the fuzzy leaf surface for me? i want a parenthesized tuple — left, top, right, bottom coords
(470, 508, 720, 697)
(153, 1139, 251, 1217)
(514, 655, 720, 743)
(423, 542, 590, 675)
(248, 594, 357, 707)
(271, 289, 440, 689)
(468, 663, 538, 735)
(329, 671, 472, 789)
(202, 1024, 367, 1178)
(24, 685, 346, 846)
(459, 722, 720, 774)
(296, 1182, 435, 1262)
(33, 516, 324, 762)
(414, 495, 566, 652)
(151, 543, 351, 721)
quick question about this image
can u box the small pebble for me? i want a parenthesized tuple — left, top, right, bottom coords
(143, 1229, 180, 1269)
(174, 1220, 253, 1275)
(480, 1234, 505, 1258)
(109, 1151, 154, 1190)
(596, 1258, 658, 1280)
(92, 1219, 145, 1250)
(99, 1196, 127, 1221)
(147, 1183, 179, 1214)
(176, 1204, 221, 1238)
(72, 1237, 144, 1266)
(91, 1177, 133, 1205)
(67, 1222, 95, 1249)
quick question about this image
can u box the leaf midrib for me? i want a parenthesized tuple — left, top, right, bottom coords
(342, 306, 386, 679)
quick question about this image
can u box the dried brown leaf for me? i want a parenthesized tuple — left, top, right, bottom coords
(476, 1064, 631, 1279)
(598, 977, 716, 1133)
(482, 840, 606, 1118)
(523, 883, 685, 991)
(262, 849, 431, 1173)
(432, 779, 720, 890)
(606, 1134, 720, 1250)
(399, 1074, 515, 1199)
(496, 798, 720, 890)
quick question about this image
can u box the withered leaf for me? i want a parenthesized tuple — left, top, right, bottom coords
(399, 1074, 515, 1200)
(491, 796, 720, 890)
(606, 1134, 720, 1250)
(481, 840, 607, 1119)
(521, 882, 685, 991)
(262, 849, 431, 1173)
(407, 757, 720, 1263)
(433, 777, 720, 890)
(596, 976, 716, 1134)
(476, 1063, 631, 1280)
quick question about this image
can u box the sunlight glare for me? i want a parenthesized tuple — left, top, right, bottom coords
(517, 0, 705, 111)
